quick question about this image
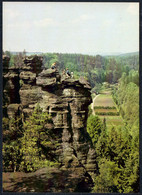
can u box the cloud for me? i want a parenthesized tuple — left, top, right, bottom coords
(4, 8, 20, 18)
(8, 21, 31, 29)
(103, 19, 113, 28)
(33, 18, 54, 27)
(43, 4, 54, 11)
(127, 3, 139, 16)
(71, 14, 95, 24)
(80, 14, 91, 20)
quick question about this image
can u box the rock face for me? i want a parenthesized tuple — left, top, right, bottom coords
(3, 55, 96, 192)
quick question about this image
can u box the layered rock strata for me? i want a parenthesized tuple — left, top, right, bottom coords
(3, 55, 96, 192)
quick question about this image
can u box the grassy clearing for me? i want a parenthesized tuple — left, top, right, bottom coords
(93, 89, 123, 129)
(94, 94, 115, 107)
(95, 109, 117, 113)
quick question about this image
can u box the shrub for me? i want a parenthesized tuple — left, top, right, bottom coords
(94, 106, 116, 109)
(95, 112, 119, 116)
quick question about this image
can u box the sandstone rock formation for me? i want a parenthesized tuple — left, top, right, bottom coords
(3, 55, 96, 192)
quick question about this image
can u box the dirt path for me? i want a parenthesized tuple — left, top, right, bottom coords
(91, 94, 100, 115)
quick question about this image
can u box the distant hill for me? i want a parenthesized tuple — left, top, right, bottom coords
(26, 52, 43, 56)
(104, 51, 139, 58)
(101, 52, 122, 56)
(10, 51, 43, 56)
(7, 51, 139, 58)
(83, 51, 139, 57)
(118, 51, 139, 57)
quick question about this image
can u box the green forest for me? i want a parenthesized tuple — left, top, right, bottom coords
(3, 51, 139, 192)
(4, 50, 139, 90)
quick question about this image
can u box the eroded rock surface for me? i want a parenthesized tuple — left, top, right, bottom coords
(3, 55, 96, 192)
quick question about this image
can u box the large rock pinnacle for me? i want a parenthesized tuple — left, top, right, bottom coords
(3, 55, 97, 192)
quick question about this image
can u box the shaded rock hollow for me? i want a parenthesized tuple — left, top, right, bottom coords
(3, 55, 96, 192)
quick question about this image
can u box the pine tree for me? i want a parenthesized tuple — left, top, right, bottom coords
(20, 105, 59, 172)
(87, 115, 103, 146)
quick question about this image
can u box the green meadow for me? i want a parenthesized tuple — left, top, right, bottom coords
(93, 90, 123, 130)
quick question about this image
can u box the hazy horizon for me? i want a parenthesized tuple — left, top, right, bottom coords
(3, 2, 139, 54)
(3, 50, 139, 57)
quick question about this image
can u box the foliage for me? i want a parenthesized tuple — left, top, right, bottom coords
(39, 52, 139, 87)
(3, 51, 139, 192)
(112, 73, 139, 133)
(19, 79, 24, 87)
(92, 158, 121, 193)
(92, 83, 102, 94)
(89, 71, 139, 193)
(3, 116, 23, 172)
(87, 115, 103, 146)
(95, 112, 119, 116)
(91, 124, 139, 193)
(3, 105, 60, 173)
(3, 50, 26, 67)
(19, 105, 59, 172)
(94, 106, 116, 109)
(3, 139, 22, 172)
(88, 105, 92, 117)
(4, 51, 139, 88)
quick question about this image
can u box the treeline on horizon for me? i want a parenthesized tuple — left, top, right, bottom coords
(3, 50, 139, 90)
(41, 52, 139, 90)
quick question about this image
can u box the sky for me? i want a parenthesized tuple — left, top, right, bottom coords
(3, 2, 139, 55)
